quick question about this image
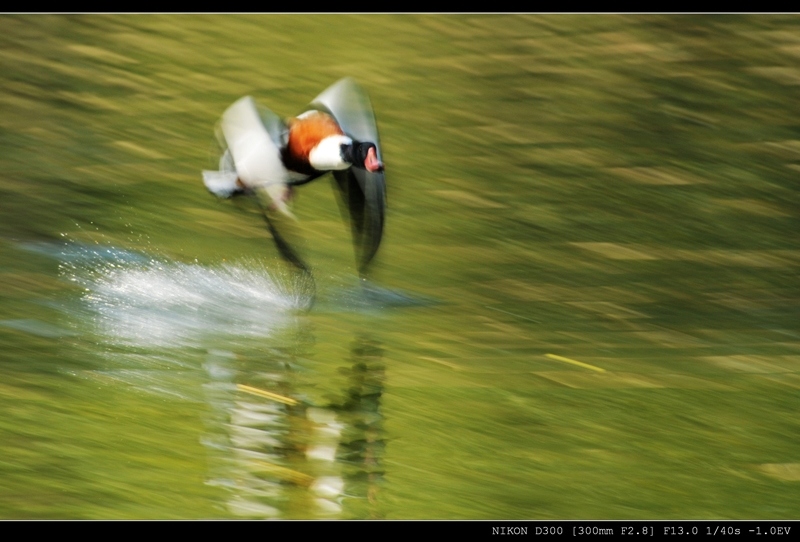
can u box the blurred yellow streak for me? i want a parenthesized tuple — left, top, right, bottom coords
(237, 384, 298, 405)
(252, 460, 314, 486)
(545, 353, 606, 373)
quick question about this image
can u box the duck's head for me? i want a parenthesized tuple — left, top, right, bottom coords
(342, 141, 384, 173)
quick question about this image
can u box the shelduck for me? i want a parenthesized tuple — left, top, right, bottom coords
(202, 78, 386, 277)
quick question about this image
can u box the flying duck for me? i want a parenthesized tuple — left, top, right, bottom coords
(202, 78, 386, 278)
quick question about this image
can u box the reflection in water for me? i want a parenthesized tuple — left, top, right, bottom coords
(202, 335, 386, 518)
(202, 349, 293, 518)
(56, 241, 387, 518)
(336, 337, 386, 516)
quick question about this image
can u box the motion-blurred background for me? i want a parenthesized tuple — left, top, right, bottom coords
(0, 15, 798, 519)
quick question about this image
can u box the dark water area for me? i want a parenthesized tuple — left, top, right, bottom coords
(1, 15, 799, 518)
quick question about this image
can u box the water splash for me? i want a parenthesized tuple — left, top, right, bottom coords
(54, 242, 310, 348)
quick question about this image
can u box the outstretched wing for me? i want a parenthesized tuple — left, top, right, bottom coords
(210, 96, 293, 217)
(310, 79, 387, 275)
(202, 96, 312, 276)
(333, 168, 386, 276)
(310, 78, 382, 160)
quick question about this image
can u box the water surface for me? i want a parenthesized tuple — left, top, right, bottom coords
(1, 15, 799, 519)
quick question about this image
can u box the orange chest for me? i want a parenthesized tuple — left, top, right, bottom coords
(284, 112, 345, 173)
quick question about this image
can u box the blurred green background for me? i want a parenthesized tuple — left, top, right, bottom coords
(0, 14, 799, 519)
